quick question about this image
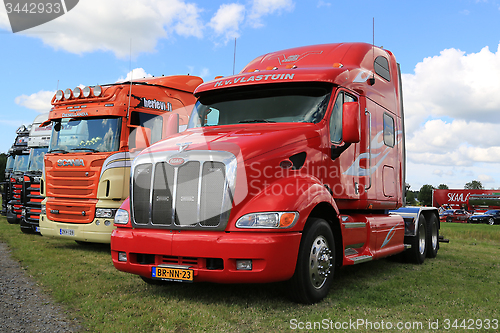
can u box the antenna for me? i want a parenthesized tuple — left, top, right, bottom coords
(233, 38, 237, 75)
(127, 38, 133, 119)
(368, 17, 376, 86)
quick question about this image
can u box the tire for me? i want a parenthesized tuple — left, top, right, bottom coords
(404, 215, 427, 264)
(287, 218, 335, 304)
(488, 218, 495, 226)
(426, 214, 439, 258)
(446, 216, 452, 223)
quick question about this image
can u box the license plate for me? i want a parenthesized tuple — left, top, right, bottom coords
(152, 266, 193, 282)
(59, 228, 75, 236)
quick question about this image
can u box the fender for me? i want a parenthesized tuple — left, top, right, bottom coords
(229, 174, 339, 232)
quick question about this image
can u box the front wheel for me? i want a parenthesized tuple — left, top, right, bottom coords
(287, 218, 335, 304)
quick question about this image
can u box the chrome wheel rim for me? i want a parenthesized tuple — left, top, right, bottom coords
(309, 235, 332, 289)
(431, 223, 438, 250)
(418, 225, 426, 255)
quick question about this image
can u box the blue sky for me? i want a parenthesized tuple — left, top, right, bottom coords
(1, 0, 500, 191)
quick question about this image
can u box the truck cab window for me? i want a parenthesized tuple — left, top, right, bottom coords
(329, 91, 356, 143)
(383, 113, 395, 147)
(374, 56, 391, 81)
(129, 112, 164, 144)
(49, 117, 121, 153)
(188, 83, 332, 128)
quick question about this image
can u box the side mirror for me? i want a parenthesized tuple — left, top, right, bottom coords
(163, 112, 179, 138)
(342, 102, 360, 143)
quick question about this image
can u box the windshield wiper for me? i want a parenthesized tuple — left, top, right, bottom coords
(72, 147, 99, 153)
(239, 119, 276, 123)
(48, 149, 68, 154)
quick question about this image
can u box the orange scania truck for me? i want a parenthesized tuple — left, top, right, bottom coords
(111, 43, 445, 303)
(39, 75, 202, 244)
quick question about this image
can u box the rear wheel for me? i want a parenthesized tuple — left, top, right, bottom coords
(488, 218, 495, 226)
(288, 218, 335, 304)
(426, 214, 439, 258)
(404, 215, 427, 264)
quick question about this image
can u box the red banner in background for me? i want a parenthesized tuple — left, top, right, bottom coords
(432, 189, 500, 211)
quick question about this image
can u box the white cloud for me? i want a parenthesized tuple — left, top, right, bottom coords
(14, 90, 55, 113)
(20, 0, 204, 58)
(478, 174, 495, 184)
(248, 0, 294, 28)
(116, 68, 153, 82)
(403, 43, 500, 169)
(199, 67, 210, 79)
(317, 1, 331, 8)
(4, 1, 296, 56)
(208, 3, 245, 42)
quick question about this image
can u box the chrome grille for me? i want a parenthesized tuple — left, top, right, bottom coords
(131, 151, 236, 230)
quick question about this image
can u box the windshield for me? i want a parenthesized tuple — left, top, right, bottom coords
(13, 154, 29, 172)
(49, 117, 121, 153)
(188, 83, 332, 128)
(28, 147, 48, 172)
(6, 155, 14, 170)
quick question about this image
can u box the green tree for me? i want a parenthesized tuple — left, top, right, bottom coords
(464, 180, 483, 190)
(404, 183, 417, 205)
(406, 190, 417, 205)
(438, 184, 449, 189)
(418, 184, 435, 206)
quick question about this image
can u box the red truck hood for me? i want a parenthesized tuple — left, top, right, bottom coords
(144, 123, 320, 161)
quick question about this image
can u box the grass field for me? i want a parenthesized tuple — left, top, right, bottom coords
(0, 218, 499, 332)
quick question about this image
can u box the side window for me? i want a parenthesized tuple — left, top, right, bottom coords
(130, 112, 163, 144)
(329, 92, 356, 143)
(383, 113, 395, 147)
(374, 56, 391, 81)
(204, 108, 220, 126)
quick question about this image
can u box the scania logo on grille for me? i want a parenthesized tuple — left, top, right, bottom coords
(57, 159, 85, 167)
(167, 157, 185, 166)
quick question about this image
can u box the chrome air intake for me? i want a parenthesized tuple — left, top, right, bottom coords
(131, 150, 236, 231)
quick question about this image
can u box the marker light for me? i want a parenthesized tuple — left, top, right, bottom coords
(64, 88, 73, 100)
(73, 87, 82, 98)
(236, 259, 252, 270)
(82, 86, 91, 97)
(93, 85, 103, 97)
(55, 90, 64, 101)
(333, 62, 343, 68)
(114, 208, 129, 225)
(118, 252, 127, 262)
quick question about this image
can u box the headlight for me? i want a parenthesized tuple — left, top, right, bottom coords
(114, 209, 129, 225)
(235, 212, 298, 229)
(41, 204, 46, 215)
(95, 208, 117, 218)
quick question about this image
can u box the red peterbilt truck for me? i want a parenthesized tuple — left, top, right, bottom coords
(111, 43, 442, 303)
(39, 75, 202, 244)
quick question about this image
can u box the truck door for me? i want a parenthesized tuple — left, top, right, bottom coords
(323, 90, 361, 201)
